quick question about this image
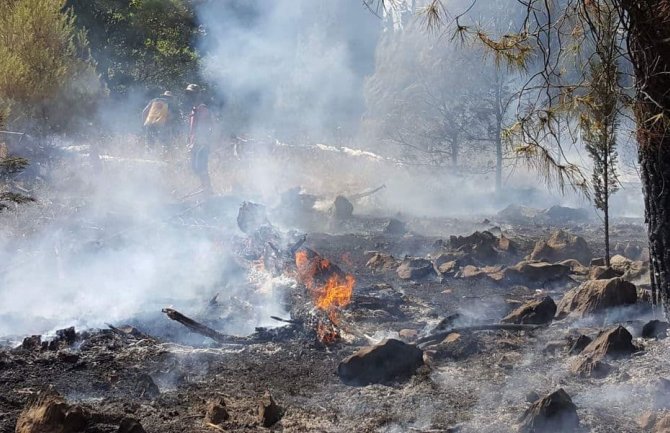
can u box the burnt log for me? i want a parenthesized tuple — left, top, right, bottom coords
(161, 308, 248, 345)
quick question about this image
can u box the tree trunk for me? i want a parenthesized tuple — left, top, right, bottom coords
(494, 72, 503, 193)
(622, 1, 670, 309)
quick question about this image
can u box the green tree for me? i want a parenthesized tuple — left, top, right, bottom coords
(377, 0, 670, 309)
(580, 1, 622, 268)
(0, 0, 102, 135)
(65, 0, 201, 95)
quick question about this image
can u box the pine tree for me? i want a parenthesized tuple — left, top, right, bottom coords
(580, 1, 621, 268)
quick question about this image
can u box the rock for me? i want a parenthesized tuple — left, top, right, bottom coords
(504, 261, 571, 284)
(258, 391, 283, 427)
(205, 398, 229, 425)
(502, 296, 557, 325)
(541, 205, 589, 224)
(118, 418, 146, 433)
(433, 333, 480, 360)
(653, 414, 670, 433)
(331, 195, 354, 220)
(498, 233, 517, 252)
(559, 259, 590, 276)
(16, 389, 90, 433)
(591, 258, 606, 267)
(555, 278, 637, 319)
(571, 325, 637, 377)
(518, 388, 579, 433)
(397, 257, 434, 280)
(436, 260, 457, 275)
(497, 204, 543, 224)
(529, 230, 592, 266)
(398, 329, 418, 342)
(21, 335, 42, 351)
(571, 357, 612, 378)
(582, 325, 637, 358)
(568, 335, 592, 355)
(450, 231, 499, 263)
(382, 218, 407, 235)
(337, 339, 424, 386)
(588, 266, 622, 280)
(56, 327, 76, 345)
(643, 320, 670, 339)
(237, 201, 269, 234)
(366, 252, 399, 272)
(610, 254, 649, 281)
(638, 411, 657, 430)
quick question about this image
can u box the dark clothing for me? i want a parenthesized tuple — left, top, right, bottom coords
(188, 104, 213, 194)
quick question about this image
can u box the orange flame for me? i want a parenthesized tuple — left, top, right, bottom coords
(295, 250, 355, 313)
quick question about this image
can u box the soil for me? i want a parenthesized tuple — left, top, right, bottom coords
(0, 202, 663, 433)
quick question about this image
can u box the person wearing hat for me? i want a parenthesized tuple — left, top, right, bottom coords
(142, 90, 177, 150)
(185, 84, 213, 195)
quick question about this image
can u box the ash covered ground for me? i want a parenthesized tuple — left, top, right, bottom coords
(0, 145, 664, 433)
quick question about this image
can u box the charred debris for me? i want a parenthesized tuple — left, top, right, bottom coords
(0, 195, 664, 432)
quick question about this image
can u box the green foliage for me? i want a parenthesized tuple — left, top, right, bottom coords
(0, 0, 103, 135)
(65, 0, 201, 95)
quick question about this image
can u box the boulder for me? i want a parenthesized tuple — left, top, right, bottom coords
(450, 231, 499, 263)
(502, 296, 557, 325)
(331, 195, 354, 220)
(610, 254, 649, 281)
(21, 335, 42, 351)
(559, 259, 590, 276)
(588, 266, 622, 280)
(643, 320, 670, 339)
(205, 398, 229, 425)
(497, 204, 543, 225)
(541, 205, 589, 224)
(504, 261, 571, 284)
(555, 278, 637, 319)
(571, 326, 637, 377)
(16, 389, 90, 433)
(518, 388, 579, 433)
(337, 339, 424, 386)
(581, 325, 637, 358)
(366, 253, 399, 272)
(397, 258, 434, 280)
(529, 230, 592, 266)
(568, 335, 592, 355)
(653, 414, 670, 433)
(591, 258, 606, 267)
(258, 391, 283, 427)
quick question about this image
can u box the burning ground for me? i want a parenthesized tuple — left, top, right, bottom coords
(0, 167, 666, 433)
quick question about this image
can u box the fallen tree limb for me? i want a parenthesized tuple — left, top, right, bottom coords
(415, 324, 542, 348)
(162, 308, 249, 345)
(348, 184, 386, 202)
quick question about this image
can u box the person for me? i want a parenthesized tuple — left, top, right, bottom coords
(185, 84, 213, 195)
(142, 91, 176, 149)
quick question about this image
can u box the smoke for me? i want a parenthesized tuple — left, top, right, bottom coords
(197, 0, 380, 141)
(0, 149, 288, 339)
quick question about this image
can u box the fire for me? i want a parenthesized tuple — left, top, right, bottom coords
(295, 250, 355, 314)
